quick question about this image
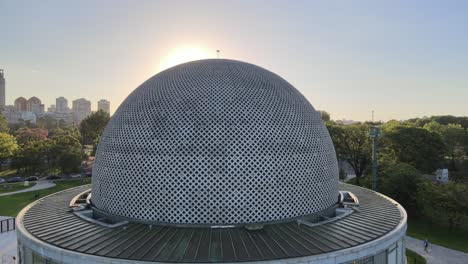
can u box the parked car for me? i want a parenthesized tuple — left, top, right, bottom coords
(0, 178, 5, 184)
(7, 177, 25, 183)
(26, 176, 39, 181)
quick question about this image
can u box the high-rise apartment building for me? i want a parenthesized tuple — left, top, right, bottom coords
(27, 96, 44, 114)
(97, 99, 110, 113)
(72, 98, 91, 124)
(56, 97, 69, 113)
(14, 97, 28, 112)
(0, 69, 5, 109)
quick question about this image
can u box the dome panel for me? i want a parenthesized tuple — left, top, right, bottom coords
(91, 59, 339, 225)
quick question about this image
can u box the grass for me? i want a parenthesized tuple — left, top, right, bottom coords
(0, 178, 91, 217)
(407, 217, 468, 253)
(406, 249, 426, 264)
(0, 182, 37, 194)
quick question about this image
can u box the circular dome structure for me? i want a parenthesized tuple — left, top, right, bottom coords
(91, 59, 339, 226)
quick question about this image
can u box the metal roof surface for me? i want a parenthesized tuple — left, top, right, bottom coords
(20, 183, 403, 263)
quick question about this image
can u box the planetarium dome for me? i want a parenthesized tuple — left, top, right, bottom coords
(91, 59, 339, 226)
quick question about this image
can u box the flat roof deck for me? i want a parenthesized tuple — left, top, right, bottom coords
(18, 183, 405, 263)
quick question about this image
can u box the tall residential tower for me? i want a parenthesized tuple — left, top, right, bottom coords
(72, 98, 91, 124)
(0, 69, 5, 108)
(97, 99, 110, 113)
(56, 97, 69, 113)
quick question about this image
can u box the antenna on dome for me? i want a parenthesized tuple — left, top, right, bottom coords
(216, 50, 220, 58)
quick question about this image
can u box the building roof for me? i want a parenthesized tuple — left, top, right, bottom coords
(18, 183, 405, 263)
(92, 59, 339, 226)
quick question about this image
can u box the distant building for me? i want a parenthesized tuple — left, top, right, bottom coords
(56, 96, 69, 113)
(27, 96, 44, 114)
(97, 99, 110, 113)
(0, 69, 5, 109)
(47, 104, 56, 113)
(20, 111, 37, 124)
(2, 105, 21, 124)
(4, 107, 37, 124)
(336, 119, 359, 125)
(40, 111, 74, 124)
(72, 98, 91, 124)
(14, 97, 28, 112)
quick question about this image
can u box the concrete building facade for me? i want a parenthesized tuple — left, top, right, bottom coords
(0, 69, 5, 109)
(26, 97, 44, 114)
(56, 97, 69, 113)
(72, 98, 91, 124)
(97, 99, 110, 113)
(14, 97, 28, 112)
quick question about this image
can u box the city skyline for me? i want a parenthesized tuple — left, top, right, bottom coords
(1, 1, 468, 121)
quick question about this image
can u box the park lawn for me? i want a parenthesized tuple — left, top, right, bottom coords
(407, 217, 468, 253)
(0, 182, 37, 194)
(0, 178, 91, 217)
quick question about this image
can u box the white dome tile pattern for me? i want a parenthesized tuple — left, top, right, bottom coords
(91, 59, 339, 225)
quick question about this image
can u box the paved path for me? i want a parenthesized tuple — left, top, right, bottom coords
(406, 236, 468, 264)
(0, 217, 17, 264)
(0, 231, 16, 263)
(0, 180, 55, 197)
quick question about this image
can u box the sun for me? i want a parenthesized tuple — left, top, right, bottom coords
(158, 47, 213, 72)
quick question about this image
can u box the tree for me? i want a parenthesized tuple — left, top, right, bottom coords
(381, 124, 445, 173)
(0, 113, 9, 133)
(51, 135, 83, 174)
(13, 134, 83, 175)
(423, 120, 444, 135)
(424, 122, 467, 169)
(441, 124, 466, 169)
(49, 127, 81, 142)
(0, 133, 19, 165)
(37, 116, 59, 131)
(15, 128, 48, 146)
(408, 115, 468, 129)
(318, 110, 331, 122)
(417, 181, 468, 230)
(79, 110, 110, 145)
(12, 140, 51, 173)
(379, 160, 421, 215)
(327, 123, 372, 184)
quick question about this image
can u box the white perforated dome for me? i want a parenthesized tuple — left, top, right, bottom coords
(91, 59, 339, 225)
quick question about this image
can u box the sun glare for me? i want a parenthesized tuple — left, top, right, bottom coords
(158, 47, 213, 72)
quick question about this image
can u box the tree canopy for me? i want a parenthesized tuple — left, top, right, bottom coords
(327, 123, 372, 184)
(417, 181, 468, 230)
(378, 160, 422, 215)
(15, 128, 48, 146)
(318, 110, 331, 122)
(0, 132, 19, 164)
(380, 124, 445, 173)
(79, 110, 110, 145)
(0, 113, 9, 133)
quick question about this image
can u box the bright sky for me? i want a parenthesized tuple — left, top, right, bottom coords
(1, 0, 468, 121)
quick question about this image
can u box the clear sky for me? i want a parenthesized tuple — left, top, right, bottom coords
(1, 0, 467, 121)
